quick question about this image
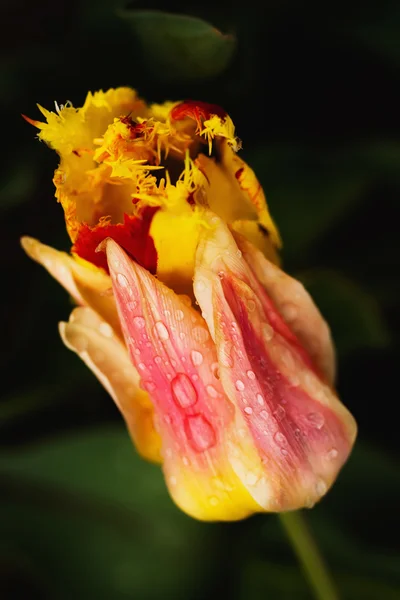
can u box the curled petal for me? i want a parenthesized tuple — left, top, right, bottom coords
(60, 306, 161, 463)
(21, 236, 121, 335)
(234, 233, 336, 385)
(194, 215, 357, 511)
(105, 238, 270, 520)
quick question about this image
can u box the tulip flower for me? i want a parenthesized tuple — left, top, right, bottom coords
(22, 87, 356, 521)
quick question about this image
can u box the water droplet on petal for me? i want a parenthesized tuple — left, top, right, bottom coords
(246, 299, 256, 312)
(326, 447, 338, 460)
(143, 380, 156, 392)
(244, 406, 253, 415)
(209, 496, 219, 506)
(154, 321, 169, 340)
(191, 350, 203, 366)
(260, 410, 269, 420)
(235, 380, 245, 391)
(274, 405, 286, 421)
(281, 448, 289, 456)
(179, 332, 186, 340)
(218, 271, 225, 279)
(206, 384, 218, 398)
(154, 356, 162, 365)
(219, 342, 233, 367)
(315, 478, 327, 496)
(185, 414, 216, 451)
(211, 363, 220, 379)
(282, 303, 298, 322)
(246, 370, 256, 380)
(138, 363, 146, 371)
(98, 322, 113, 338)
(182, 456, 190, 466)
(175, 309, 184, 321)
(127, 301, 136, 311)
(171, 373, 198, 408)
(133, 316, 146, 329)
(193, 326, 209, 343)
(117, 273, 129, 288)
(307, 412, 325, 430)
(256, 393, 264, 405)
(274, 431, 287, 445)
(262, 323, 274, 342)
(194, 279, 206, 293)
(246, 472, 259, 485)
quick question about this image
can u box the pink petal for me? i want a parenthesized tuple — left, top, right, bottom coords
(234, 233, 336, 385)
(104, 238, 269, 520)
(194, 215, 357, 511)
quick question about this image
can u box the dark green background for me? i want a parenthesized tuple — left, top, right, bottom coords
(1, 1, 399, 598)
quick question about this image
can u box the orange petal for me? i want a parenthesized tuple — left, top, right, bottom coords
(104, 238, 268, 520)
(194, 215, 357, 511)
(59, 306, 161, 463)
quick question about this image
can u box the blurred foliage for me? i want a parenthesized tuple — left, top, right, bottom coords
(1, 0, 399, 598)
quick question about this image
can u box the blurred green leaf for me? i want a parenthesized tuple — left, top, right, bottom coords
(0, 426, 213, 600)
(297, 269, 390, 357)
(118, 9, 236, 81)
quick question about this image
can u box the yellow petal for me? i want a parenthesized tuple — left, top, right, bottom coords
(20, 236, 121, 335)
(60, 306, 161, 463)
(196, 139, 281, 249)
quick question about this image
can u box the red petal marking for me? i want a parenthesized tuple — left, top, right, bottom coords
(170, 100, 226, 127)
(73, 207, 158, 274)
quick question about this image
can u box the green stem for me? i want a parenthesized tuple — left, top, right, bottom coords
(279, 511, 339, 600)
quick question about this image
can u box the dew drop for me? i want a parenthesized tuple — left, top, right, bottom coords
(99, 322, 113, 338)
(143, 381, 156, 392)
(191, 350, 203, 366)
(193, 326, 209, 343)
(246, 299, 256, 312)
(184, 414, 216, 451)
(154, 356, 162, 365)
(238, 428, 247, 438)
(274, 405, 286, 421)
(260, 410, 269, 420)
(154, 321, 169, 340)
(262, 323, 274, 342)
(175, 309, 184, 321)
(171, 373, 198, 408)
(307, 412, 325, 430)
(127, 301, 136, 311)
(164, 309, 171, 317)
(133, 316, 145, 329)
(209, 496, 219, 506)
(282, 303, 298, 322)
(218, 271, 225, 279)
(315, 479, 327, 496)
(246, 472, 259, 485)
(326, 447, 338, 460)
(246, 370, 256, 380)
(194, 279, 206, 293)
(235, 380, 245, 391)
(138, 363, 146, 371)
(219, 342, 233, 367)
(256, 393, 264, 406)
(179, 331, 186, 340)
(206, 384, 218, 398)
(244, 406, 253, 415)
(182, 456, 190, 466)
(274, 431, 287, 445)
(117, 273, 129, 288)
(281, 448, 289, 457)
(211, 363, 220, 379)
